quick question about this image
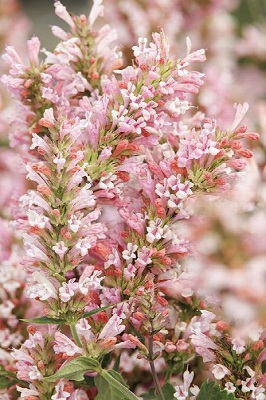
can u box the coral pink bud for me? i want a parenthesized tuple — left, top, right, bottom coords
(227, 159, 246, 170)
(37, 361, 45, 369)
(140, 64, 147, 71)
(247, 132, 260, 140)
(141, 128, 150, 137)
(252, 340, 264, 351)
(27, 326, 37, 334)
(237, 149, 253, 158)
(100, 337, 117, 349)
(90, 57, 96, 64)
(215, 177, 226, 186)
(243, 353, 251, 361)
(216, 321, 231, 331)
(25, 396, 39, 400)
(94, 243, 111, 260)
(32, 163, 51, 177)
(52, 209, 60, 217)
(97, 312, 109, 324)
(37, 185, 51, 196)
(157, 296, 168, 307)
(39, 118, 54, 128)
(219, 137, 229, 147)
(165, 341, 176, 353)
(145, 280, 154, 289)
(133, 312, 146, 322)
(64, 232, 72, 240)
(24, 79, 32, 88)
(230, 141, 241, 150)
(113, 140, 129, 157)
(90, 71, 99, 80)
(153, 333, 164, 341)
(80, 14, 87, 24)
(155, 198, 166, 218)
(161, 256, 172, 265)
(119, 81, 128, 89)
(117, 171, 130, 182)
(235, 125, 247, 134)
(127, 334, 148, 354)
(38, 147, 46, 155)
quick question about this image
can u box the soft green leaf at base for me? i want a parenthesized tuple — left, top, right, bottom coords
(197, 381, 238, 400)
(21, 316, 65, 324)
(99, 370, 140, 400)
(44, 356, 101, 382)
(95, 374, 126, 400)
(142, 382, 175, 399)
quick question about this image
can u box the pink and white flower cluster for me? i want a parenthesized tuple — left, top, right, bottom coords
(0, 1, 265, 399)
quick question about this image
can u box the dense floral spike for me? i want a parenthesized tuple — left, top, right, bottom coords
(1, 1, 264, 399)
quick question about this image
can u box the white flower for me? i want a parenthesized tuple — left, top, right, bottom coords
(122, 243, 138, 261)
(232, 338, 246, 354)
(68, 215, 82, 233)
(212, 364, 231, 380)
(52, 241, 68, 259)
(27, 210, 49, 229)
(225, 382, 236, 393)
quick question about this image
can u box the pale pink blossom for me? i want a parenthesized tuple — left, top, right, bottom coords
(98, 314, 125, 339)
(211, 364, 231, 380)
(54, 1, 75, 29)
(51, 381, 71, 400)
(52, 241, 68, 259)
(54, 332, 83, 356)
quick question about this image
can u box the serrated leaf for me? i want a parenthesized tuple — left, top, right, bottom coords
(197, 381, 238, 400)
(162, 382, 175, 399)
(142, 382, 175, 400)
(21, 316, 65, 324)
(100, 370, 140, 400)
(141, 387, 156, 399)
(44, 356, 101, 382)
(0, 376, 14, 389)
(81, 304, 115, 318)
(95, 374, 126, 400)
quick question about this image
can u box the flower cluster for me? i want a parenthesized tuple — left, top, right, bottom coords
(0, 1, 264, 400)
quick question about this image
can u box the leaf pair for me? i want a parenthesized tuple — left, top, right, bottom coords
(44, 356, 140, 400)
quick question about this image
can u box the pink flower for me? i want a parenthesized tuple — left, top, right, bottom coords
(52, 381, 71, 400)
(52, 241, 68, 260)
(98, 314, 125, 339)
(54, 1, 75, 29)
(89, 0, 104, 27)
(54, 332, 83, 356)
(59, 280, 79, 303)
(211, 364, 231, 380)
(27, 37, 40, 66)
(232, 338, 246, 354)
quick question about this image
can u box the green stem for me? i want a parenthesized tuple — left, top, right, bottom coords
(164, 364, 174, 383)
(148, 327, 165, 400)
(70, 323, 82, 348)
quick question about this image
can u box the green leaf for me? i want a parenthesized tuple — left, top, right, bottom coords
(44, 356, 101, 382)
(162, 382, 175, 399)
(81, 304, 115, 318)
(95, 373, 127, 400)
(262, 360, 266, 374)
(142, 382, 175, 400)
(197, 381, 238, 400)
(21, 316, 65, 324)
(141, 387, 156, 399)
(100, 370, 140, 400)
(0, 376, 15, 389)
